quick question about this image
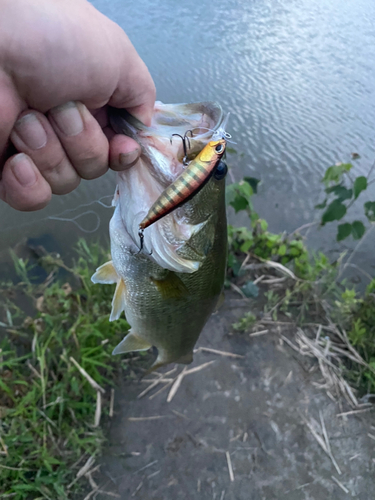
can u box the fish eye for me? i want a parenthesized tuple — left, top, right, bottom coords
(215, 143, 224, 154)
(214, 160, 228, 180)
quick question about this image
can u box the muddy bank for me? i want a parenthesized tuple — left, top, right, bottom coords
(97, 295, 374, 499)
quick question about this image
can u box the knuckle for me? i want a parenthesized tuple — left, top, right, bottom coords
(73, 143, 104, 164)
(78, 159, 108, 180)
(71, 145, 108, 180)
(41, 154, 67, 176)
(51, 175, 81, 195)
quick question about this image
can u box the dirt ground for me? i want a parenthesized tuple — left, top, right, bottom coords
(98, 294, 374, 500)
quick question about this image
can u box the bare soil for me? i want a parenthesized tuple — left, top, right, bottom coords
(99, 294, 375, 499)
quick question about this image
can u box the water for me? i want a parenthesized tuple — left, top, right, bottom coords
(1, 0, 375, 270)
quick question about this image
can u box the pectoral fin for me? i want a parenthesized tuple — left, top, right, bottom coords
(150, 272, 189, 299)
(91, 261, 118, 284)
(110, 279, 127, 322)
(112, 332, 152, 355)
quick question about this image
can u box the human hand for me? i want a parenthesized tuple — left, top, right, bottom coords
(0, 0, 155, 211)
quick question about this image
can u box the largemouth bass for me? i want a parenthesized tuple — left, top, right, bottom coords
(92, 102, 229, 370)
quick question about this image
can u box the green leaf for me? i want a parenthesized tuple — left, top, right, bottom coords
(226, 182, 254, 213)
(260, 219, 268, 231)
(278, 244, 287, 256)
(244, 177, 260, 194)
(238, 181, 253, 198)
(229, 196, 248, 213)
(340, 163, 353, 172)
(364, 201, 375, 222)
(322, 163, 353, 186)
(337, 223, 352, 241)
(322, 166, 342, 184)
(240, 239, 253, 252)
(321, 200, 347, 224)
(351, 220, 366, 240)
(353, 176, 367, 199)
(315, 199, 327, 210)
(325, 185, 353, 201)
(241, 281, 259, 298)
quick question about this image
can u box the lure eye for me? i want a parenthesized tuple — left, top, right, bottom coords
(214, 160, 228, 180)
(215, 143, 224, 154)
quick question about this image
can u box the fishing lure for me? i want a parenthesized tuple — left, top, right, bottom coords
(138, 138, 227, 249)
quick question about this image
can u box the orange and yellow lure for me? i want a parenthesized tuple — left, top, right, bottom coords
(138, 138, 226, 248)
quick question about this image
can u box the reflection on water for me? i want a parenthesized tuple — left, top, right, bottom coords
(1, 0, 375, 263)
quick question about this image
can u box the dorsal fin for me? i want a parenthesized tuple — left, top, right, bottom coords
(91, 261, 118, 284)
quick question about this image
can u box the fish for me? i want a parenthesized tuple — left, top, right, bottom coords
(91, 102, 229, 370)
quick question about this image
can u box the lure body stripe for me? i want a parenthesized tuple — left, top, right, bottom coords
(139, 139, 226, 230)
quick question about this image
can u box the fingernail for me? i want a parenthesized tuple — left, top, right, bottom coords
(119, 149, 140, 169)
(13, 113, 47, 150)
(50, 101, 84, 136)
(10, 154, 37, 187)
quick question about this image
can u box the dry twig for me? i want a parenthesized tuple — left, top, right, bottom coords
(300, 413, 341, 475)
(226, 451, 234, 482)
(69, 357, 105, 394)
(331, 476, 349, 494)
(94, 391, 101, 428)
(196, 347, 244, 359)
(109, 388, 115, 417)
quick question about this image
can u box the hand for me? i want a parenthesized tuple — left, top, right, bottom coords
(0, 0, 155, 211)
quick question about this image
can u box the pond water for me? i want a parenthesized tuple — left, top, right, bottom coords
(1, 0, 375, 272)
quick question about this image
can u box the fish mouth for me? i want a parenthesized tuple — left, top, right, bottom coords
(111, 102, 224, 184)
(112, 102, 225, 273)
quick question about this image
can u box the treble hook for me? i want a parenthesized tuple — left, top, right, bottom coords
(170, 129, 194, 166)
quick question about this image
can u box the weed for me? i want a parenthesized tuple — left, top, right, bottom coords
(227, 155, 375, 396)
(0, 241, 131, 499)
(232, 312, 256, 332)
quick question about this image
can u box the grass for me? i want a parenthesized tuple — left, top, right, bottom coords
(0, 240, 134, 499)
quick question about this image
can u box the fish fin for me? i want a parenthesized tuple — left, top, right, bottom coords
(150, 272, 189, 299)
(91, 261, 118, 284)
(112, 332, 152, 355)
(109, 279, 127, 321)
(215, 291, 225, 312)
(146, 350, 194, 375)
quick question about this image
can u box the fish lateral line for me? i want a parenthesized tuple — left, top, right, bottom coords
(137, 138, 227, 250)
